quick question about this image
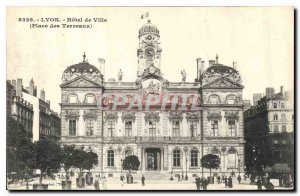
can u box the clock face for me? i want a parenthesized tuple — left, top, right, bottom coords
(145, 47, 155, 58)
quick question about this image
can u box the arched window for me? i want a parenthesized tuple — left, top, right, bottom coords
(173, 150, 181, 167)
(209, 95, 220, 104)
(273, 114, 278, 121)
(107, 150, 114, 167)
(190, 150, 198, 167)
(228, 149, 237, 168)
(68, 94, 78, 103)
(125, 149, 133, 157)
(226, 95, 236, 104)
(274, 125, 279, 132)
(85, 94, 96, 104)
(281, 114, 286, 121)
(282, 125, 287, 132)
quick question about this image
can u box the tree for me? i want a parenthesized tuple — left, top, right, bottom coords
(122, 155, 140, 175)
(72, 147, 98, 178)
(201, 154, 221, 183)
(61, 145, 76, 181)
(34, 139, 63, 185)
(6, 117, 35, 180)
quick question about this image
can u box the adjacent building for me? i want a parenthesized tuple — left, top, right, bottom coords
(7, 78, 61, 141)
(244, 86, 294, 177)
(60, 20, 245, 177)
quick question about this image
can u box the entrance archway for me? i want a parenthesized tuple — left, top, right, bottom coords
(145, 148, 161, 171)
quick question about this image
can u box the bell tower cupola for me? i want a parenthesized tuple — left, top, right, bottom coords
(137, 20, 162, 76)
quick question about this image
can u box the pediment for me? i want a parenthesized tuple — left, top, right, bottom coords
(201, 77, 243, 89)
(60, 76, 102, 88)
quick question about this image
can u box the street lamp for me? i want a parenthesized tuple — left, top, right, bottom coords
(121, 158, 123, 174)
(185, 158, 188, 180)
(238, 159, 241, 176)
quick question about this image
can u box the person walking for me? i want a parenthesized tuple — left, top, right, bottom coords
(221, 176, 225, 183)
(141, 175, 145, 186)
(202, 177, 208, 190)
(195, 177, 201, 190)
(237, 175, 241, 184)
(94, 180, 100, 190)
(178, 175, 180, 182)
(256, 177, 263, 190)
(120, 175, 124, 186)
(217, 176, 221, 184)
(224, 176, 228, 188)
(228, 176, 233, 188)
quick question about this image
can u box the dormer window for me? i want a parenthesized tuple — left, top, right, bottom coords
(209, 95, 220, 104)
(85, 94, 96, 104)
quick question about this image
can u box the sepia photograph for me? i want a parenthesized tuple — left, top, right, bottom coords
(5, 6, 294, 191)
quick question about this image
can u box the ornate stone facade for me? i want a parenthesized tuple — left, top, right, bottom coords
(60, 20, 245, 177)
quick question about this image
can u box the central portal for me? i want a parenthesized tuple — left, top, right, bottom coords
(145, 148, 161, 171)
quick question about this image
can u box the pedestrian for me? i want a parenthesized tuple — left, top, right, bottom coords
(237, 175, 241, 184)
(231, 170, 235, 177)
(228, 176, 233, 188)
(264, 178, 274, 190)
(224, 176, 228, 188)
(120, 175, 124, 186)
(217, 176, 220, 184)
(256, 177, 262, 190)
(202, 177, 208, 190)
(178, 174, 180, 182)
(221, 175, 225, 183)
(94, 180, 100, 190)
(141, 174, 145, 186)
(103, 176, 107, 190)
(181, 172, 184, 181)
(195, 177, 201, 190)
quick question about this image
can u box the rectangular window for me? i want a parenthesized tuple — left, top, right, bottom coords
(190, 121, 197, 137)
(191, 151, 198, 167)
(107, 120, 115, 137)
(281, 140, 287, 145)
(86, 119, 94, 136)
(125, 121, 132, 137)
(172, 121, 180, 137)
(173, 151, 181, 167)
(273, 139, 279, 145)
(107, 150, 114, 167)
(69, 119, 76, 136)
(149, 121, 156, 138)
(228, 120, 236, 136)
(211, 120, 218, 136)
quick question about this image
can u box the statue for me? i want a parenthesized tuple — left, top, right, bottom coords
(181, 69, 187, 83)
(118, 69, 123, 81)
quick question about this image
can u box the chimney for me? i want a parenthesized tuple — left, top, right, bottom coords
(266, 88, 275, 99)
(40, 88, 45, 101)
(196, 58, 202, 80)
(280, 86, 284, 95)
(16, 78, 23, 97)
(29, 78, 34, 96)
(98, 58, 105, 76)
(34, 86, 37, 97)
(12, 80, 16, 88)
(46, 100, 50, 106)
(209, 60, 215, 67)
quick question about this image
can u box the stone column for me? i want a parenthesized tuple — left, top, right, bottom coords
(141, 147, 145, 171)
(157, 152, 161, 171)
(164, 146, 168, 170)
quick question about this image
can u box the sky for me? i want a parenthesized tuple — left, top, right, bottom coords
(7, 7, 294, 113)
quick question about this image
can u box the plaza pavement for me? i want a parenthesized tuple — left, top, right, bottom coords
(7, 176, 293, 191)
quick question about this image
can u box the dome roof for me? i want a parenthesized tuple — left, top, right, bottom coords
(64, 61, 100, 74)
(139, 20, 159, 37)
(205, 65, 238, 74)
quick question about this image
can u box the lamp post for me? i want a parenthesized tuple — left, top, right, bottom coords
(121, 158, 123, 174)
(238, 159, 241, 176)
(185, 158, 188, 180)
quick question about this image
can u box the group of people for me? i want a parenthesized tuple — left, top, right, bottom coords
(93, 175, 107, 190)
(195, 177, 209, 190)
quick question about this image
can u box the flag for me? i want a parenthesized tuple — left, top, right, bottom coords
(141, 12, 149, 19)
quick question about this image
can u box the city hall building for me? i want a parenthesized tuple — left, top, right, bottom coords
(60, 20, 245, 177)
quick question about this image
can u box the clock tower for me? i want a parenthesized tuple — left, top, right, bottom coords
(137, 20, 162, 76)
